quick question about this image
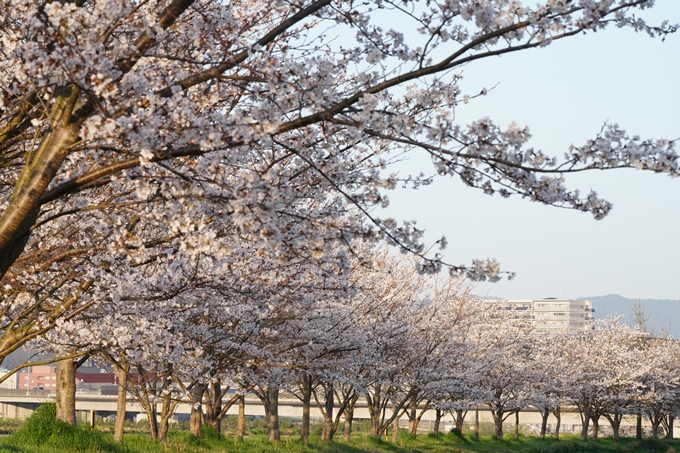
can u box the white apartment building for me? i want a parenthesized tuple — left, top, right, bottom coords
(505, 298, 594, 333)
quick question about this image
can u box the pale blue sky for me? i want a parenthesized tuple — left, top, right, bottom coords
(381, 1, 680, 300)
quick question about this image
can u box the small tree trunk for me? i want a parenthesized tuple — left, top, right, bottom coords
(343, 395, 357, 441)
(636, 413, 642, 440)
(539, 408, 549, 439)
(392, 416, 399, 442)
(579, 413, 590, 441)
(553, 407, 561, 440)
(433, 409, 442, 437)
(591, 415, 599, 441)
(56, 359, 76, 426)
(514, 410, 520, 440)
(264, 386, 280, 442)
(454, 409, 466, 431)
(145, 402, 159, 440)
(236, 394, 245, 441)
(474, 407, 479, 441)
(300, 375, 312, 445)
(113, 365, 127, 443)
(320, 384, 334, 441)
(158, 392, 171, 443)
(190, 383, 206, 437)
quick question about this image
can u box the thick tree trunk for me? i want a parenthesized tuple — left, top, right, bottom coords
(300, 375, 312, 445)
(553, 407, 561, 439)
(265, 386, 280, 442)
(236, 394, 245, 441)
(189, 383, 206, 437)
(514, 410, 519, 440)
(636, 413, 642, 440)
(113, 364, 128, 443)
(320, 384, 334, 441)
(605, 409, 623, 443)
(158, 392, 172, 443)
(56, 359, 76, 426)
(666, 415, 674, 439)
(433, 409, 442, 437)
(591, 415, 600, 441)
(651, 420, 661, 439)
(454, 409, 467, 431)
(392, 416, 399, 442)
(579, 412, 590, 441)
(204, 380, 223, 433)
(492, 409, 504, 441)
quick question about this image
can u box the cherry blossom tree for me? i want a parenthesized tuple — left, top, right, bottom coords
(0, 0, 678, 367)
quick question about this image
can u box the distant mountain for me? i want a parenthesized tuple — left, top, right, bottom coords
(581, 294, 680, 338)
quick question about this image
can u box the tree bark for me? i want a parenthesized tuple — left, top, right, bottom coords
(636, 413, 642, 440)
(667, 415, 674, 439)
(514, 410, 519, 440)
(454, 409, 467, 431)
(553, 407, 561, 440)
(204, 380, 223, 433)
(433, 409, 442, 437)
(300, 375, 312, 445)
(319, 383, 334, 441)
(539, 408, 549, 439)
(265, 386, 280, 442)
(474, 407, 479, 441)
(491, 408, 504, 441)
(392, 415, 399, 442)
(236, 394, 245, 441)
(56, 359, 76, 426)
(189, 382, 206, 437)
(579, 411, 590, 441)
(591, 415, 599, 441)
(113, 366, 127, 443)
(343, 394, 357, 441)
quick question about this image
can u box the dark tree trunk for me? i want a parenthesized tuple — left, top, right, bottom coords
(204, 380, 223, 433)
(539, 408, 549, 439)
(320, 384, 334, 441)
(552, 407, 561, 440)
(591, 415, 600, 441)
(264, 386, 280, 442)
(343, 394, 357, 441)
(636, 413, 642, 440)
(491, 409, 504, 440)
(514, 410, 520, 440)
(667, 415, 674, 439)
(474, 407, 479, 441)
(454, 409, 467, 431)
(189, 383, 206, 437)
(605, 409, 623, 443)
(300, 375, 312, 445)
(579, 411, 590, 441)
(433, 409, 442, 437)
(56, 359, 76, 426)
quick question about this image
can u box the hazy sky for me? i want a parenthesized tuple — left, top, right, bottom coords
(381, 1, 680, 301)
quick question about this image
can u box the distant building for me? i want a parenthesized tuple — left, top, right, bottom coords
(17, 365, 57, 390)
(0, 369, 17, 389)
(505, 298, 594, 333)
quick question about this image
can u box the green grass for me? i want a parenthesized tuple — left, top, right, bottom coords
(1, 406, 679, 453)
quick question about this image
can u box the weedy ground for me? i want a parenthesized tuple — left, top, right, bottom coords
(0, 406, 678, 453)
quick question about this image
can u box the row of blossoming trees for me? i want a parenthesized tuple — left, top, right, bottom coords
(32, 246, 680, 445)
(0, 0, 678, 446)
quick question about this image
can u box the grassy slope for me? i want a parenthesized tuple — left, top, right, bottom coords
(2, 428, 680, 453)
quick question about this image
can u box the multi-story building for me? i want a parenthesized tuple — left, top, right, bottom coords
(505, 298, 594, 333)
(17, 365, 57, 390)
